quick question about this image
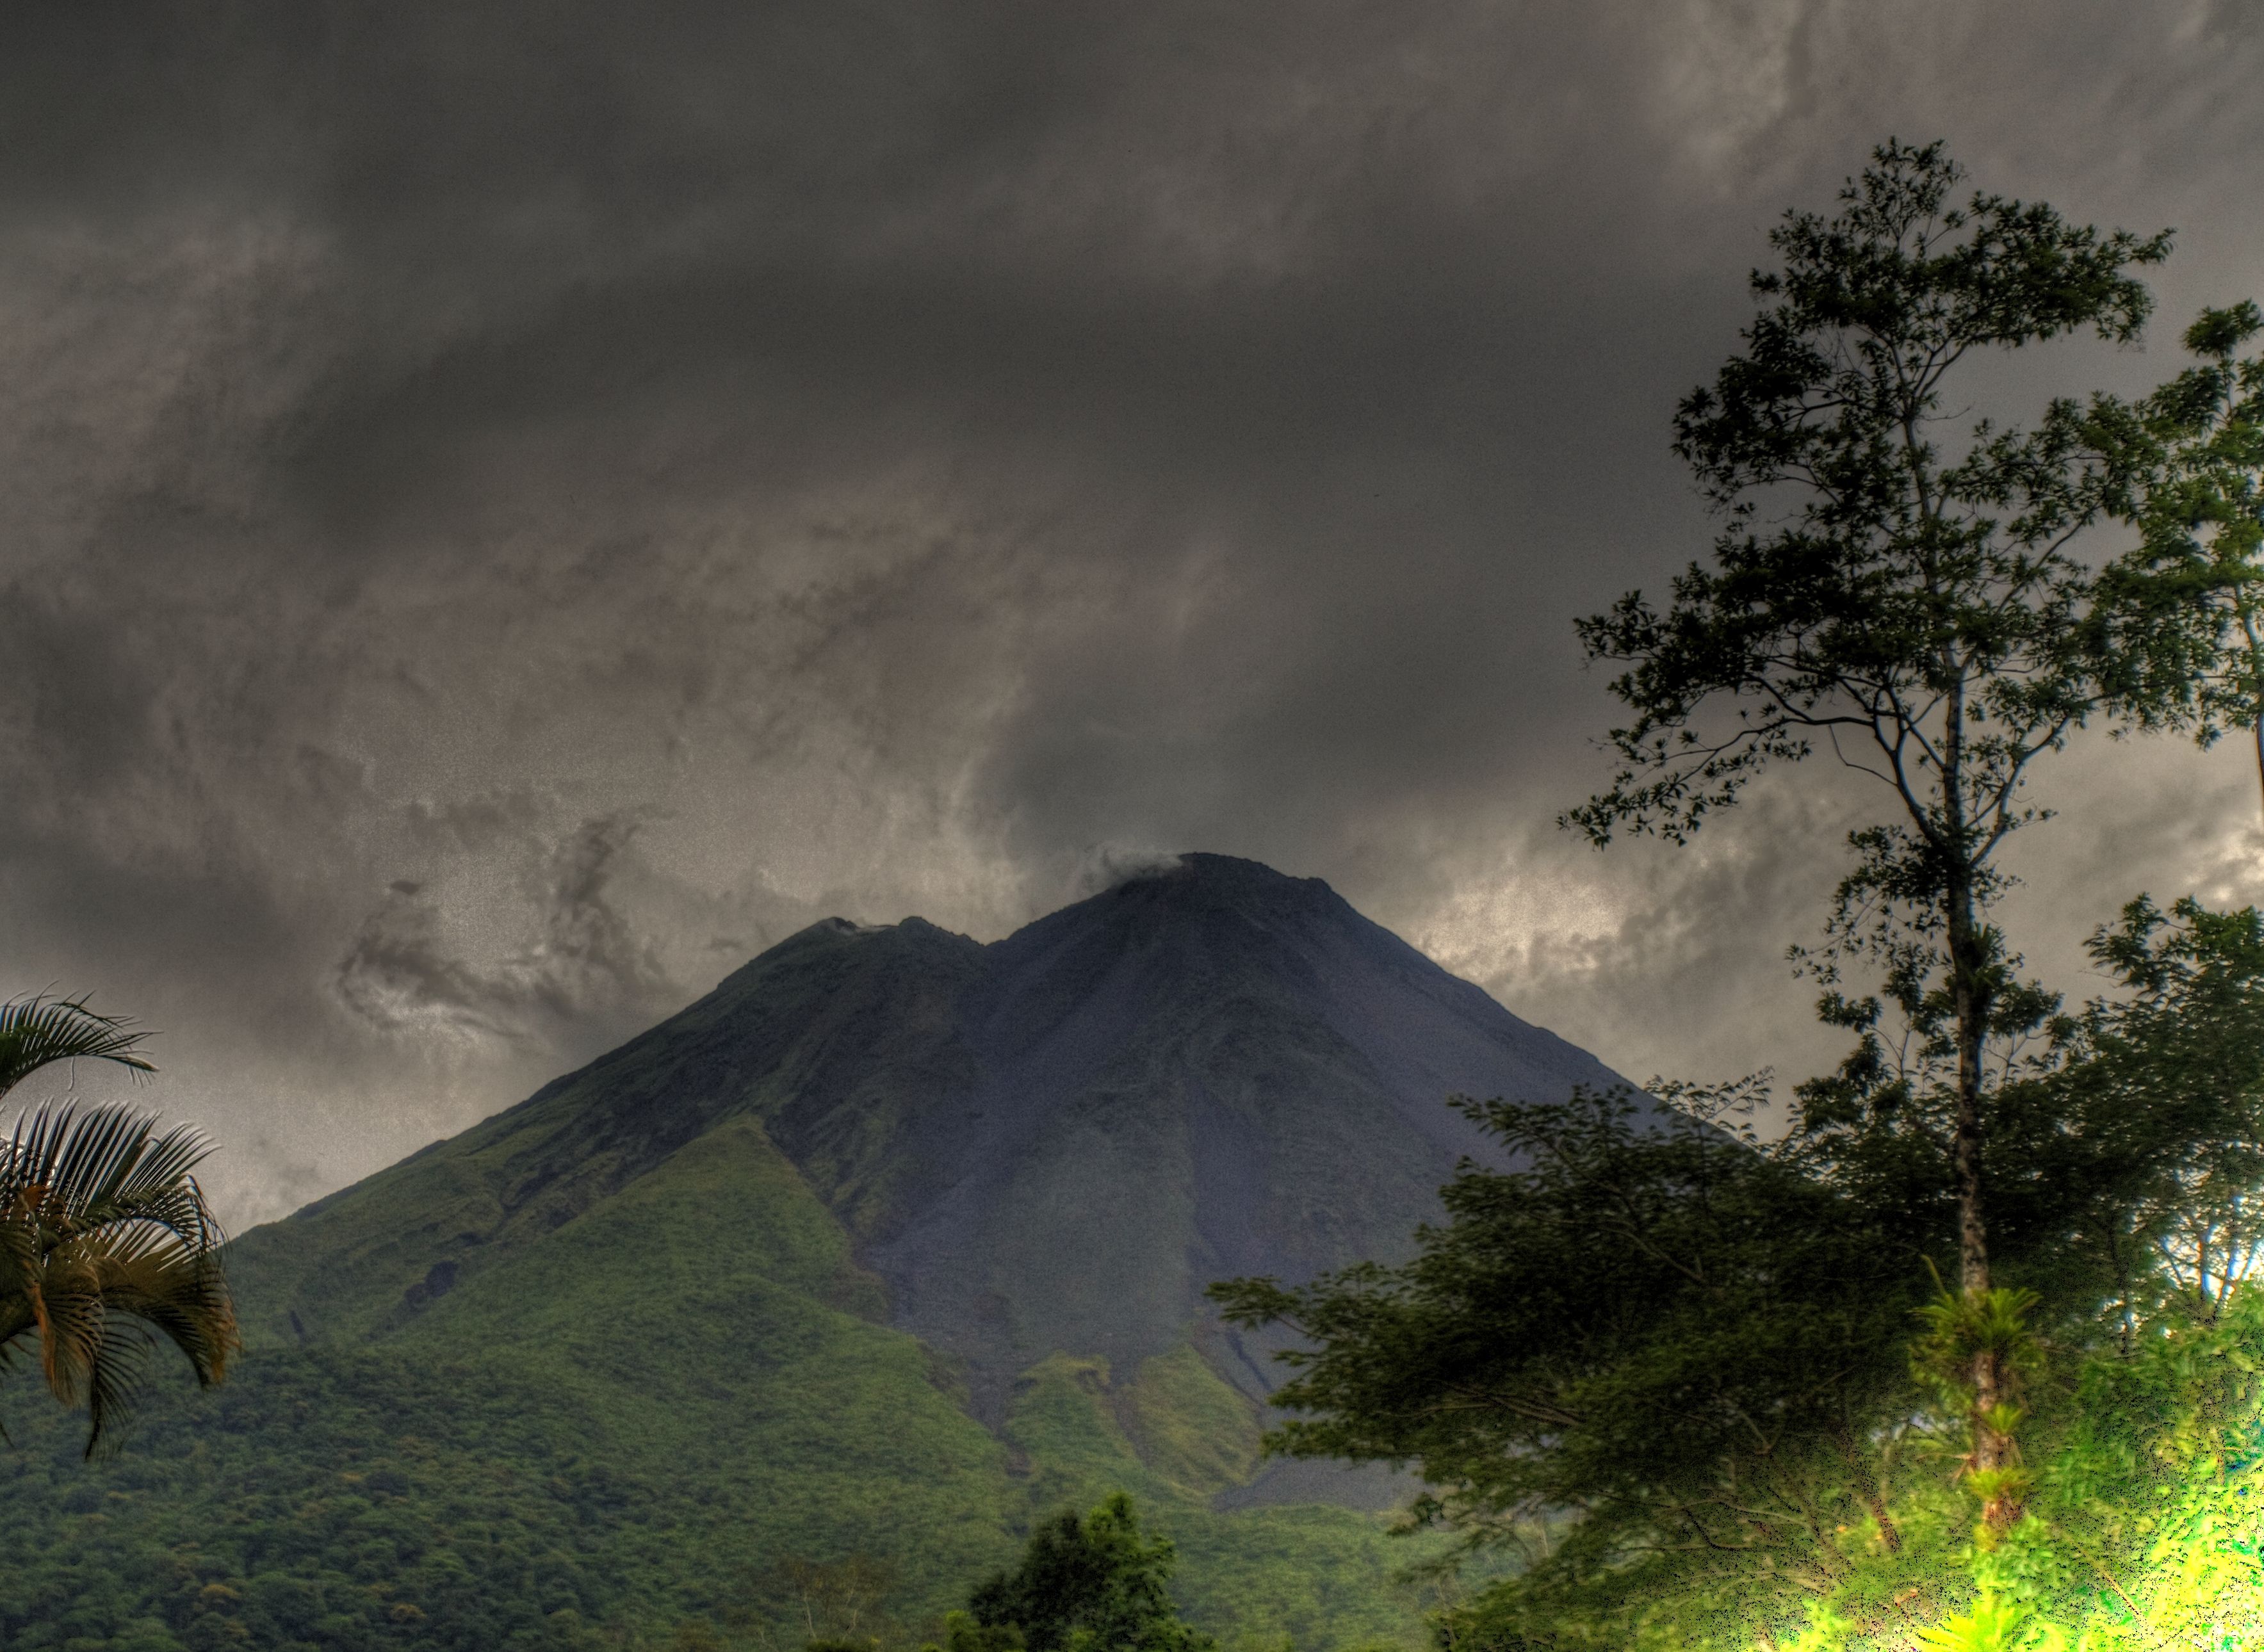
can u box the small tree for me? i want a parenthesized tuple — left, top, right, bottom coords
(0, 994, 236, 1454)
(755, 1555, 900, 1647)
(1564, 139, 2223, 1515)
(963, 1494, 1212, 1652)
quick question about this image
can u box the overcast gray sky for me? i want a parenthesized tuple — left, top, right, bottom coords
(6, 1, 2263, 1227)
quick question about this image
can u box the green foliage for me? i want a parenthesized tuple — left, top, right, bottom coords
(2094, 298, 2264, 761)
(0, 994, 235, 1456)
(1781, 891, 2264, 1359)
(933, 1612, 1025, 1652)
(1907, 1594, 2049, 1652)
(0, 1325, 1422, 1652)
(1567, 136, 2188, 861)
(967, 1494, 1215, 1652)
(1965, 1288, 2264, 1650)
(1211, 1087, 1937, 1642)
(758, 1555, 903, 1648)
(1907, 1277, 2047, 1539)
(2013, 896, 2264, 1329)
(0, 1343, 649, 1652)
(1211, 888, 2264, 1649)
(997, 1350, 1436, 1652)
(1116, 1344, 1263, 1498)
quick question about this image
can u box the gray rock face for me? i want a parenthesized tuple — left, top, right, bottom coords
(842, 854, 1637, 1414)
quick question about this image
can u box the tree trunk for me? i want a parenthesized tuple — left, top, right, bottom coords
(2252, 713, 2263, 827)
(1949, 913, 1991, 1307)
(2240, 608, 2263, 828)
(1946, 860, 2016, 1513)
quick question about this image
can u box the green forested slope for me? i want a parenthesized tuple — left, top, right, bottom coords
(218, 918, 991, 1352)
(0, 1112, 1434, 1652)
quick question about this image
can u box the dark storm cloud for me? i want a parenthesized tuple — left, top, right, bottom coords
(1, 0, 2261, 1221)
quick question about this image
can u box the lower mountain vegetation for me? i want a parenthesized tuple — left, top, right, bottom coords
(0, 1328, 1433, 1652)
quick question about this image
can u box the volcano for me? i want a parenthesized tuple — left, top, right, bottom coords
(237, 854, 1631, 1416)
(7, 857, 1641, 1651)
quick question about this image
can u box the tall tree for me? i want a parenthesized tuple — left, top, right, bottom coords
(0, 994, 235, 1454)
(1564, 140, 2207, 1502)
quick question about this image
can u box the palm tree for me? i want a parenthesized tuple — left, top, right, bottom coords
(0, 994, 236, 1455)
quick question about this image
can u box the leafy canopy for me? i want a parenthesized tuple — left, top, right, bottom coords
(2096, 298, 2264, 801)
(962, 1494, 1215, 1652)
(1210, 1087, 1935, 1619)
(1559, 140, 2211, 1304)
(1569, 137, 2183, 861)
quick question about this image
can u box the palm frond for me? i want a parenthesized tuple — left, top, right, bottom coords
(0, 1101, 235, 1455)
(46, 1105, 148, 1212)
(0, 995, 155, 1103)
(70, 1231, 234, 1457)
(26, 1260, 110, 1407)
(87, 1233, 234, 1381)
(81, 1318, 157, 1459)
(0, 1105, 218, 1240)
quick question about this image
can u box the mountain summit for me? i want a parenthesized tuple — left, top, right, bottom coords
(865, 853, 1631, 1409)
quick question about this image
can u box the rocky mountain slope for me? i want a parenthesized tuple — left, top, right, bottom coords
(235, 855, 1629, 1411)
